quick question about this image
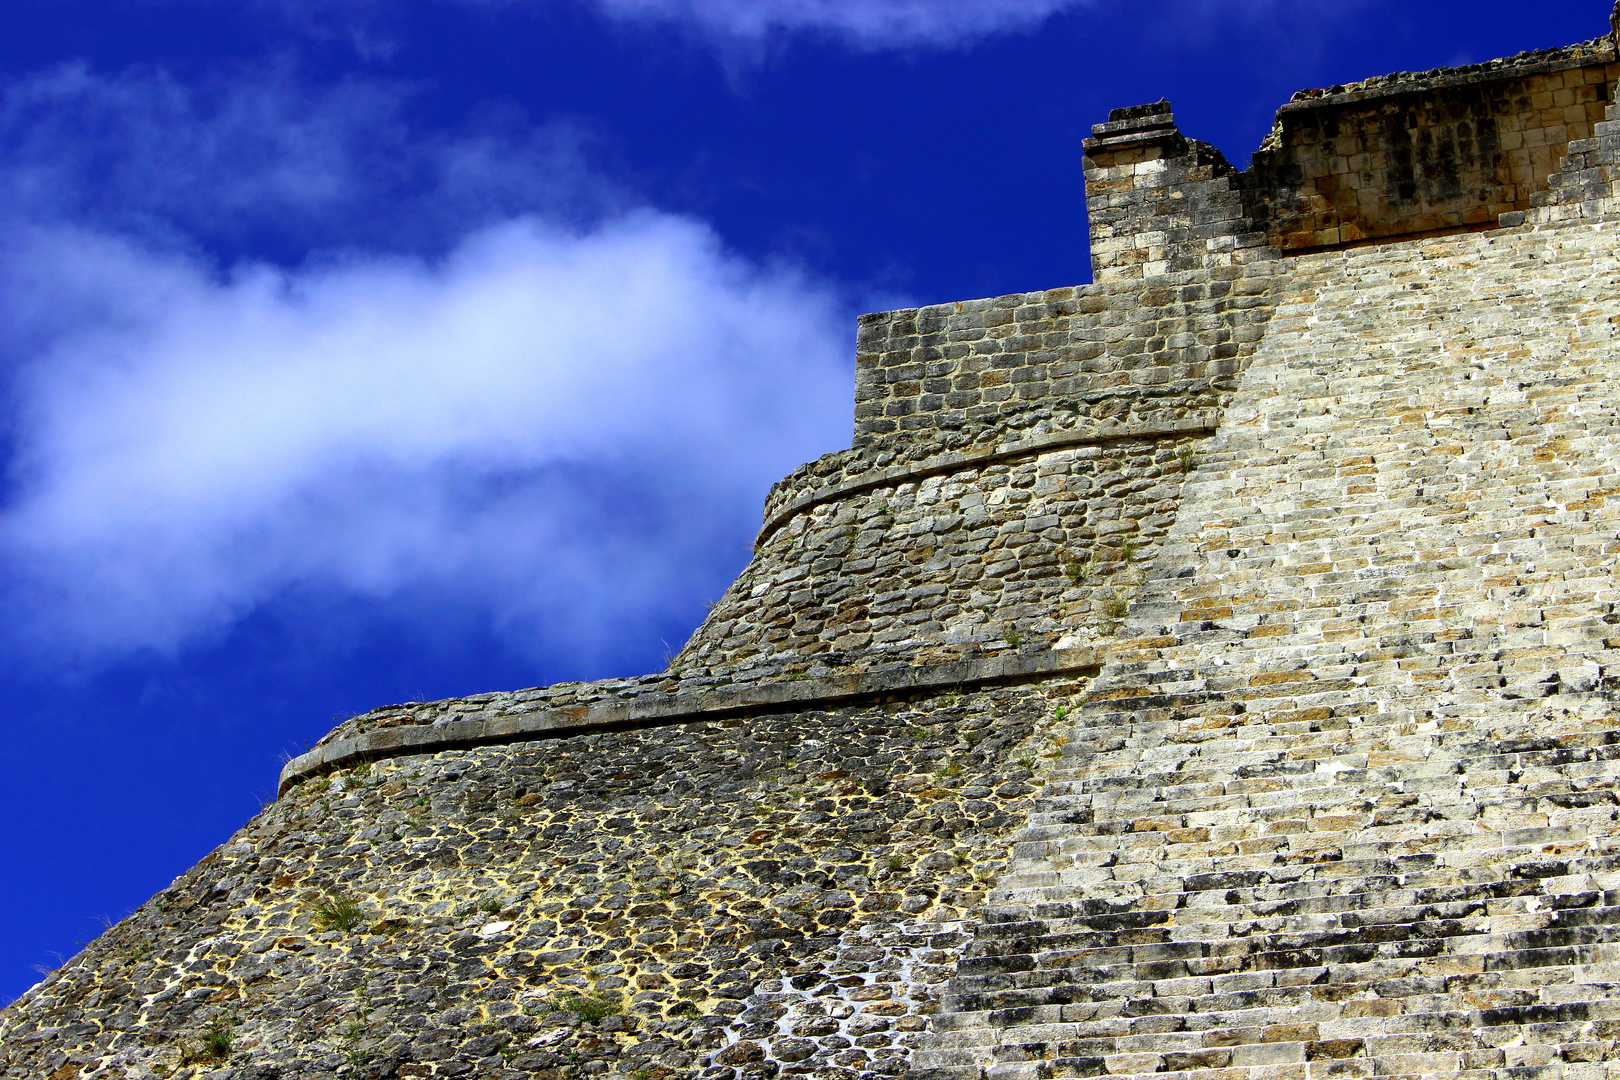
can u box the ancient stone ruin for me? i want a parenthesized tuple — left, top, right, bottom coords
(10, 13, 1620, 1080)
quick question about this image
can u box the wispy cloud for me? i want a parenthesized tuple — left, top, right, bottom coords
(0, 60, 625, 258)
(0, 65, 854, 670)
(585, 0, 1085, 49)
(256, 0, 1357, 59)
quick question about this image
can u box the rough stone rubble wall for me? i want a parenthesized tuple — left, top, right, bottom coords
(0, 682, 1085, 1080)
(671, 437, 1194, 680)
(917, 192, 1620, 1080)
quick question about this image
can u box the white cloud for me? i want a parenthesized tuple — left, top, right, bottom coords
(0, 67, 856, 669)
(586, 0, 1083, 48)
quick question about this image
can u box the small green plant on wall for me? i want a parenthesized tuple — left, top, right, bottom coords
(1061, 550, 1092, 585)
(182, 1016, 237, 1064)
(559, 992, 622, 1023)
(310, 891, 366, 933)
(340, 1018, 370, 1066)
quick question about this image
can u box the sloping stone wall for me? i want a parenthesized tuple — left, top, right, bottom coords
(1, 681, 1086, 1080)
(673, 435, 1198, 681)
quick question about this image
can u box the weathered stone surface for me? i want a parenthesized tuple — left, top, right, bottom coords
(1246, 37, 1620, 250)
(3, 684, 1083, 1080)
(913, 138, 1620, 1080)
(280, 650, 1106, 792)
(11, 19, 1620, 1080)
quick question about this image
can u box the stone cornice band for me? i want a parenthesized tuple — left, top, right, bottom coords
(755, 413, 1218, 550)
(1273, 41, 1613, 115)
(277, 645, 1108, 796)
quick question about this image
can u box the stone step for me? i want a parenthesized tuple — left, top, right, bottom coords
(1028, 746, 1620, 795)
(984, 862, 1620, 916)
(944, 960, 1620, 1023)
(927, 998, 1620, 1057)
(955, 906, 1620, 965)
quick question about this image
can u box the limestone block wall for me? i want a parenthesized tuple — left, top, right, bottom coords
(1081, 102, 1267, 286)
(1244, 38, 1620, 250)
(849, 273, 1267, 452)
(916, 195, 1620, 1080)
(1528, 95, 1620, 223)
(672, 243, 1281, 682)
(850, 251, 1277, 449)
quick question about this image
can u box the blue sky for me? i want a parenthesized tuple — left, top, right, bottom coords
(0, 0, 1604, 1000)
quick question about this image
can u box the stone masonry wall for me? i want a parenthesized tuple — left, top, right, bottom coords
(1529, 91, 1620, 223)
(848, 262, 1278, 450)
(915, 188, 1620, 1080)
(1243, 39, 1619, 250)
(671, 437, 1196, 681)
(1, 680, 1086, 1080)
(1081, 102, 1268, 286)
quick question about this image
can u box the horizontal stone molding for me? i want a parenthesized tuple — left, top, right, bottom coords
(755, 413, 1218, 549)
(278, 645, 1107, 795)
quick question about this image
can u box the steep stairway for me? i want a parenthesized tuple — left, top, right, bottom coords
(916, 205, 1620, 1080)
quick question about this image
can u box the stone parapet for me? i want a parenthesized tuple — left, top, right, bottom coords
(1082, 101, 1268, 284)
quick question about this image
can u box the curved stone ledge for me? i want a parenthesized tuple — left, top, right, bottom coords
(754, 412, 1218, 549)
(277, 645, 1106, 795)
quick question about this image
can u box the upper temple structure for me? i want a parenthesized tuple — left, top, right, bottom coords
(10, 10, 1620, 1080)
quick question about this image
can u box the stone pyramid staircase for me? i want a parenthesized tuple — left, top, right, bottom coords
(910, 189, 1620, 1079)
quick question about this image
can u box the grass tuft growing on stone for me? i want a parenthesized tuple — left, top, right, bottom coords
(310, 891, 366, 933)
(559, 992, 622, 1023)
(181, 1017, 236, 1064)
